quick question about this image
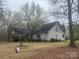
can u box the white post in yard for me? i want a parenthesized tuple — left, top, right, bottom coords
(15, 47, 20, 53)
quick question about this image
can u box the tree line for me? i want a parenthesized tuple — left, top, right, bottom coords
(0, 1, 48, 42)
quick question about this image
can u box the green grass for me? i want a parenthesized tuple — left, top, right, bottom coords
(75, 40, 79, 46)
(65, 40, 79, 46)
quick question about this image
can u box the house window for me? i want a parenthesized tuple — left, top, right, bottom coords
(37, 35, 40, 38)
(56, 35, 57, 39)
(56, 28, 57, 32)
(62, 34, 64, 38)
(12, 30, 15, 34)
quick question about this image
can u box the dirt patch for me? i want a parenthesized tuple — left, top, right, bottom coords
(27, 46, 79, 59)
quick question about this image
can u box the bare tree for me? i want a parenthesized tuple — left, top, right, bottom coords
(49, 0, 77, 47)
(0, 0, 4, 21)
(12, 11, 25, 46)
(0, 0, 4, 25)
(67, 0, 75, 46)
(22, 2, 48, 40)
(4, 9, 13, 41)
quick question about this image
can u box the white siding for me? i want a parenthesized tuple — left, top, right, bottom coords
(33, 23, 65, 40)
(40, 33, 47, 40)
(33, 34, 37, 39)
(33, 33, 47, 40)
(47, 23, 65, 40)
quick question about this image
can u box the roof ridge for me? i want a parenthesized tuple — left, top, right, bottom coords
(41, 21, 59, 26)
(38, 21, 59, 33)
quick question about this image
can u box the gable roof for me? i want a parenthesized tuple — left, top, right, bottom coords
(11, 26, 28, 34)
(35, 21, 65, 33)
(40, 21, 58, 32)
(12, 27, 24, 34)
(11, 21, 66, 34)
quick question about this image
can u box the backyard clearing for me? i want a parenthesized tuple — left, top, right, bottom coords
(0, 41, 79, 59)
(0, 42, 68, 59)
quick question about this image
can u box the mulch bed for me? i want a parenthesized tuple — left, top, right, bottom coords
(26, 46, 79, 59)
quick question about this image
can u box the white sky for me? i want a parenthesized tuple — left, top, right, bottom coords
(6, 0, 65, 23)
(7, 0, 49, 11)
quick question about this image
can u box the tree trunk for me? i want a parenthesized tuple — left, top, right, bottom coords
(67, 0, 76, 47)
(29, 32, 33, 42)
(19, 34, 22, 47)
(78, 0, 79, 13)
(7, 27, 11, 42)
(20, 38, 22, 47)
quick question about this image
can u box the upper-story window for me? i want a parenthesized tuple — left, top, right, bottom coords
(37, 34, 40, 38)
(12, 30, 15, 34)
(62, 34, 64, 38)
(56, 28, 57, 32)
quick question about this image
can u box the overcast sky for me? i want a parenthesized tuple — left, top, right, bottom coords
(6, 0, 66, 23)
(7, 0, 49, 11)
(6, 0, 56, 22)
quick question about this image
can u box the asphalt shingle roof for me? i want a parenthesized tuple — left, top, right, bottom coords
(39, 21, 58, 32)
(11, 21, 66, 34)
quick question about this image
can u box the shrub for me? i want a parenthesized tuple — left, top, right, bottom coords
(25, 39, 42, 42)
(75, 38, 79, 40)
(25, 39, 32, 42)
(65, 37, 69, 40)
(34, 39, 42, 42)
(49, 38, 61, 42)
(42, 39, 48, 42)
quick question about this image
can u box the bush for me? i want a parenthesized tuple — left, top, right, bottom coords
(34, 39, 42, 42)
(42, 39, 48, 42)
(28, 39, 33, 42)
(24, 38, 62, 42)
(24, 39, 32, 42)
(75, 38, 79, 40)
(49, 38, 61, 42)
(65, 37, 69, 40)
(25, 39, 42, 42)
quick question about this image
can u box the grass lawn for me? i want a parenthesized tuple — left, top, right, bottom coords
(1, 41, 79, 59)
(0, 41, 68, 59)
(1, 40, 79, 59)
